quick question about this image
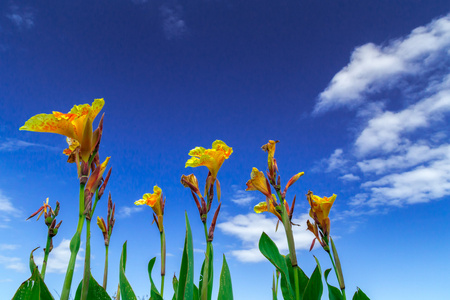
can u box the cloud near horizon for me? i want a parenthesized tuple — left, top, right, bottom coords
(313, 13, 450, 210)
(218, 213, 313, 262)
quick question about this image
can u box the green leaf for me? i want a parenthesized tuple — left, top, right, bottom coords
(259, 232, 294, 300)
(193, 284, 199, 300)
(298, 266, 310, 296)
(199, 243, 213, 300)
(301, 257, 323, 300)
(352, 288, 370, 300)
(172, 275, 178, 300)
(29, 247, 40, 275)
(272, 272, 278, 300)
(119, 241, 137, 300)
(148, 257, 163, 300)
(324, 269, 343, 300)
(217, 254, 233, 300)
(74, 273, 111, 300)
(12, 267, 54, 300)
(176, 212, 194, 300)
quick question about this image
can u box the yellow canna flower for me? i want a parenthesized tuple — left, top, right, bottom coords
(245, 167, 272, 198)
(135, 185, 164, 221)
(20, 99, 104, 162)
(185, 140, 233, 180)
(254, 195, 282, 221)
(307, 191, 336, 236)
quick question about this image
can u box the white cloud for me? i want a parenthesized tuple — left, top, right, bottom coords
(339, 174, 360, 181)
(118, 206, 143, 218)
(355, 75, 450, 156)
(314, 13, 450, 114)
(34, 239, 84, 274)
(0, 255, 26, 272)
(218, 213, 313, 263)
(314, 148, 347, 173)
(6, 5, 35, 30)
(314, 14, 450, 211)
(230, 186, 256, 206)
(160, 4, 187, 40)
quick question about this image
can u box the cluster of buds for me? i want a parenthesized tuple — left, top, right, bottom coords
(306, 190, 336, 252)
(84, 156, 112, 220)
(97, 193, 116, 246)
(248, 140, 304, 224)
(181, 174, 222, 242)
(27, 198, 63, 252)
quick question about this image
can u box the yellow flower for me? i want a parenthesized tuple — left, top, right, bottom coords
(261, 140, 279, 173)
(245, 167, 271, 198)
(180, 174, 202, 197)
(20, 99, 104, 162)
(135, 185, 163, 217)
(185, 140, 233, 180)
(307, 191, 336, 235)
(254, 195, 282, 221)
(135, 185, 165, 232)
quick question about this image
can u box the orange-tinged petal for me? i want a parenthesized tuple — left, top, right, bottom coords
(307, 192, 336, 232)
(246, 167, 271, 197)
(135, 185, 163, 217)
(185, 140, 233, 179)
(20, 113, 78, 139)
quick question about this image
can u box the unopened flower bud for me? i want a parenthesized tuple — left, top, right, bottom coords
(45, 216, 53, 226)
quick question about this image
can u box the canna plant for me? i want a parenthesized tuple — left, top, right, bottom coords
(17, 99, 113, 300)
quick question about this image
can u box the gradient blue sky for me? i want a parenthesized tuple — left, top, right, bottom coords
(1, 1, 450, 299)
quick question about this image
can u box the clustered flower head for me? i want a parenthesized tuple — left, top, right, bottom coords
(135, 185, 165, 232)
(97, 193, 116, 246)
(306, 190, 336, 252)
(182, 140, 232, 242)
(27, 198, 63, 252)
(247, 140, 303, 223)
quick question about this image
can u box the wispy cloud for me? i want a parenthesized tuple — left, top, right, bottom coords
(313, 148, 347, 173)
(314, 14, 450, 211)
(6, 5, 35, 30)
(0, 255, 26, 272)
(230, 185, 256, 206)
(0, 244, 20, 251)
(218, 213, 312, 262)
(118, 205, 143, 218)
(314, 13, 450, 114)
(0, 139, 54, 152)
(34, 239, 84, 273)
(160, 4, 187, 40)
(0, 190, 20, 228)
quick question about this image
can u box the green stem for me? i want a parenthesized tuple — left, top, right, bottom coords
(276, 190, 300, 300)
(81, 218, 91, 300)
(40, 233, 52, 280)
(201, 241, 212, 300)
(60, 183, 86, 300)
(327, 251, 345, 299)
(160, 230, 166, 297)
(103, 245, 109, 289)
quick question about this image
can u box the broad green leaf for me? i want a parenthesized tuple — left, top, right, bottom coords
(74, 273, 111, 300)
(193, 284, 199, 300)
(12, 267, 54, 300)
(199, 243, 213, 300)
(324, 269, 343, 300)
(176, 212, 194, 300)
(259, 232, 294, 300)
(301, 257, 323, 300)
(352, 288, 370, 300)
(119, 241, 137, 300)
(148, 257, 163, 300)
(298, 267, 310, 296)
(218, 254, 233, 300)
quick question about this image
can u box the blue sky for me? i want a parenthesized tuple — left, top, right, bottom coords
(1, 1, 450, 299)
